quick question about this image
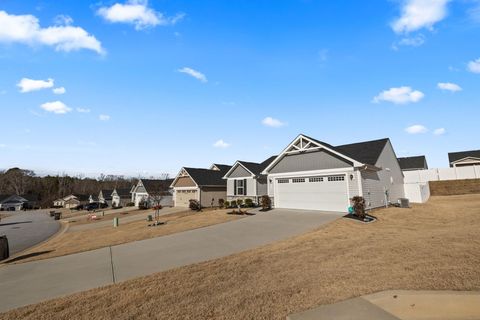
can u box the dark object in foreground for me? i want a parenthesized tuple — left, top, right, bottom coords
(54, 212, 62, 220)
(0, 235, 9, 261)
(227, 210, 255, 216)
(148, 221, 166, 227)
(343, 213, 377, 223)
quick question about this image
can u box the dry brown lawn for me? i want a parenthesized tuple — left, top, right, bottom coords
(5, 209, 243, 264)
(2, 195, 480, 320)
(64, 208, 148, 226)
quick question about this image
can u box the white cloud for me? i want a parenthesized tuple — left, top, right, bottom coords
(373, 86, 424, 104)
(213, 139, 231, 148)
(468, 3, 480, 23)
(0, 10, 104, 54)
(178, 67, 207, 83)
(392, 0, 450, 34)
(405, 124, 428, 134)
(433, 128, 446, 135)
(76, 107, 91, 113)
(262, 117, 286, 128)
(52, 86, 66, 94)
(17, 77, 54, 93)
(467, 58, 480, 73)
(398, 35, 425, 47)
(54, 14, 73, 26)
(437, 82, 462, 92)
(97, 0, 184, 30)
(40, 101, 72, 114)
(99, 114, 110, 121)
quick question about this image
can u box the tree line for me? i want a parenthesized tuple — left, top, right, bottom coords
(0, 168, 138, 208)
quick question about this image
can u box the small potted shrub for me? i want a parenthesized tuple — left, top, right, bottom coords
(351, 196, 366, 219)
(224, 200, 230, 208)
(218, 198, 225, 208)
(231, 200, 237, 208)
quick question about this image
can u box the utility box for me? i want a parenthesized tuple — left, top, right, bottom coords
(113, 217, 119, 227)
(0, 236, 9, 261)
(399, 198, 410, 208)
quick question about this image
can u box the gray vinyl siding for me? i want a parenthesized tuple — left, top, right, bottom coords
(200, 187, 227, 207)
(227, 177, 256, 196)
(256, 177, 268, 196)
(361, 141, 405, 209)
(135, 185, 147, 193)
(228, 165, 252, 178)
(269, 150, 352, 174)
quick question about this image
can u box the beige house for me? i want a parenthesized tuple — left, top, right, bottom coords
(448, 150, 480, 167)
(170, 164, 231, 207)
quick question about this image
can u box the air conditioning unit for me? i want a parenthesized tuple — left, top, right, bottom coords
(399, 198, 410, 208)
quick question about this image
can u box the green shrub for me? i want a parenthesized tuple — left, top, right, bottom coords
(237, 199, 244, 207)
(231, 200, 237, 207)
(125, 202, 135, 207)
(224, 200, 230, 208)
(218, 198, 225, 208)
(189, 199, 201, 211)
(260, 195, 271, 210)
(244, 198, 254, 207)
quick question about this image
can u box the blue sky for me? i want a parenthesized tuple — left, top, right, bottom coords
(0, 0, 479, 177)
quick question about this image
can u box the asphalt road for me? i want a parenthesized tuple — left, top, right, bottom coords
(0, 210, 60, 255)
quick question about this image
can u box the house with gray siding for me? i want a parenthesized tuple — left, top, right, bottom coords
(131, 179, 174, 207)
(170, 164, 231, 208)
(262, 134, 405, 213)
(223, 156, 276, 204)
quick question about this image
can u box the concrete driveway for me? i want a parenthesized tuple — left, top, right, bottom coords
(0, 210, 60, 255)
(0, 208, 340, 313)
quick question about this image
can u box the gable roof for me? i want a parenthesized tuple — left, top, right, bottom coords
(397, 156, 428, 170)
(183, 167, 230, 187)
(100, 189, 114, 200)
(212, 164, 232, 172)
(295, 134, 389, 166)
(226, 156, 277, 178)
(448, 150, 480, 163)
(0, 194, 11, 202)
(114, 188, 131, 197)
(141, 179, 174, 193)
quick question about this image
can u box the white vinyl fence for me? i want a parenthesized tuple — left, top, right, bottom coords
(404, 182, 430, 204)
(404, 166, 480, 184)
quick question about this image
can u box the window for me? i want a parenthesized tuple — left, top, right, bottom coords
(277, 179, 289, 184)
(236, 179, 244, 195)
(327, 176, 345, 182)
(292, 178, 306, 183)
(309, 177, 324, 182)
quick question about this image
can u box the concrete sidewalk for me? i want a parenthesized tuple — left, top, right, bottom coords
(0, 208, 339, 313)
(287, 290, 480, 320)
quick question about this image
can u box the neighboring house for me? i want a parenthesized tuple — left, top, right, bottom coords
(131, 179, 174, 207)
(223, 156, 277, 204)
(1, 194, 38, 211)
(53, 194, 90, 208)
(261, 134, 405, 212)
(98, 189, 113, 206)
(170, 164, 232, 207)
(448, 150, 480, 167)
(398, 156, 428, 171)
(111, 188, 132, 207)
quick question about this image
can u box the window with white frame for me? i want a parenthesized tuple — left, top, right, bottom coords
(277, 179, 289, 184)
(236, 179, 244, 195)
(292, 178, 306, 183)
(327, 175, 345, 182)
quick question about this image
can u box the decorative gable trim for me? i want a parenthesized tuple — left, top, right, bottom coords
(262, 134, 363, 174)
(170, 168, 199, 188)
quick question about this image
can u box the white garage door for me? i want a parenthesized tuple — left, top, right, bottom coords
(275, 175, 348, 212)
(175, 190, 198, 207)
